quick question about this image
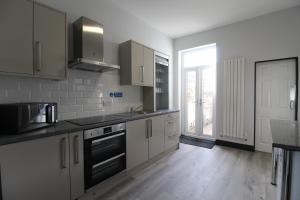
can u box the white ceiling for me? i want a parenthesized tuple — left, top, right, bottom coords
(111, 0, 300, 38)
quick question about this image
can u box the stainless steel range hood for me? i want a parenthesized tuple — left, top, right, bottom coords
(69, 17, 120, 72)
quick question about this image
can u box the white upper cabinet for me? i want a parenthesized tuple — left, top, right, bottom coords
(119, 40, 154, 86)
(0, 0, 34, 75)
(0, 0, 67, 80)
(34, 2, 67, 79)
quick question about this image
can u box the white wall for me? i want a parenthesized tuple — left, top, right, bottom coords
(174, 6, 300, 146)
(0, 0, 173, 120)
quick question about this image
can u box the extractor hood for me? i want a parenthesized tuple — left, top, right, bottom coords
(69, 17, 120, 72)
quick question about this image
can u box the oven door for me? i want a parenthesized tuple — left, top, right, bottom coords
(84, 131, 126, 189)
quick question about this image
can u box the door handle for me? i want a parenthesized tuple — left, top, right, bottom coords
(290, 100, 295, 110)
(60, 137, 67, 169)
(35, 41, 42, 72)
(73, 135, 79, 164)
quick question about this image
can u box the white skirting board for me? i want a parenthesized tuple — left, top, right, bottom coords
(221, 57, 246, 141)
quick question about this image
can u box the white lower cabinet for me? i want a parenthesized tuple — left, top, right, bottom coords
(0, 134, 70, 200)
(149, 115, 165, 159)
(164, 112, 180, 150)
(126, 118, 149, 170)
(0, 131, 84, 200)
(69, 132, 85, 200)
(126, 112, 180, 170)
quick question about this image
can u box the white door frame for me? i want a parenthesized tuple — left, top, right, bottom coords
(254, 57, 298, 151)
(182, 66, 215, 140)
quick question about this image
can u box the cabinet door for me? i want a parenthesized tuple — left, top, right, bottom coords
(143, 47, 154, 87)
(34, 3, 67, 79)
(0, 0, 33, 75)
(149, 115, 165, 159)
(164, 113, 180, 150)
(69, 132, 84, 200)
(131, 42, 144, 86)
(0, 134, 70, 200)
(126, 119, 149, 170)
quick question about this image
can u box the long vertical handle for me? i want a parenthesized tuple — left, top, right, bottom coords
(150, 119, 153, 138)
(290, 100, 295, 110)
(60, 137, 67, 169)
(141, 66, 144, 83)
(146, 119, 149, 139)
(0, 165, 2, 200)
(36, 41, 42, 72)
(73, 135, 79, 164)
(271, 147, 279, 185)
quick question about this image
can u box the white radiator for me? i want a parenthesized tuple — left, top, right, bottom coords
(221, 57, 246, 140)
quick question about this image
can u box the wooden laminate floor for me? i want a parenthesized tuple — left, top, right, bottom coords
(97, 144, 276, 200)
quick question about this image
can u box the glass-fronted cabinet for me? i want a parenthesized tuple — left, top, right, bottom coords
(143, 52, 169, 112)
(155, 53, 169, 110)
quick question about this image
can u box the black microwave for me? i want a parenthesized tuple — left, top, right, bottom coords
(0, 102, 58, 134)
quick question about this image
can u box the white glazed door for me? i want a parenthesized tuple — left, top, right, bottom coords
(256, 59, 296, 152)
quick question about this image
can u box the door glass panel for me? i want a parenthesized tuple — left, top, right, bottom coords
(201, 67, 214, 136)
(186, 70, 197, 134)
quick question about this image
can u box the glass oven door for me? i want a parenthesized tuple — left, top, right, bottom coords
(84, 130, 126, 189)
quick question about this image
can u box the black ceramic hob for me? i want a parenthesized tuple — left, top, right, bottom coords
(67, 115, 123, 126)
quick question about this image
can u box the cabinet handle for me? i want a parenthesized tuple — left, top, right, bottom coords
(141, 66, 144, 83)
(73, 135, 79, 164)
(35, 41, 42, 72)
(60, 137, 67, 169)
(150, 119, 153, 138)
(146, 120, 149, 139)
(0, 165, 2, 200)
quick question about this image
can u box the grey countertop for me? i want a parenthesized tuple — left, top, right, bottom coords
(270, 120, 300, 151)
(0, 109, 179, 146)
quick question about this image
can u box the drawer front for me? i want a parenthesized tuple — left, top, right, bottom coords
(164, 116, 180, 150)
(165, 112, 179, 121)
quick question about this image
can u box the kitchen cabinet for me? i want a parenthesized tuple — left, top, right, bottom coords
(126, 118, 149, 170)
(143, 47, 154, 86)
(0, 0, 67, 80)
(119, 40, 154, 86)
(0, 0, 34, 75)
(0, 131, 84, 200)
(149, 115, 165, 159)
(69, 132, 85, 200)
(164, 112, 180, 150)
(0, 134, 71, 200)
(126, 112, 180, 170)
(33, 2, 67, 79)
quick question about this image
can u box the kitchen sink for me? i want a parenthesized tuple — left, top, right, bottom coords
(113, 111, 153, 118)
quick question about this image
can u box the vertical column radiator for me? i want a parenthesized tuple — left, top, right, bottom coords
(221, 57, 246, 140)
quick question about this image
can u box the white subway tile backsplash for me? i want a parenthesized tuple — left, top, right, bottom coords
(60, 97, 76, 105)
(83, 104, 103, 111)
(0, 90, 7, 98)
(0, 69, 142, 120)
(60, 112, 77, 120)
(52, 90, 69, 98)
(31, 90, 51, 98)
(7, 90, 30, 99)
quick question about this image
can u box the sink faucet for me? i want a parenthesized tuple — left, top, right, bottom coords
(130, 105, 143, 113)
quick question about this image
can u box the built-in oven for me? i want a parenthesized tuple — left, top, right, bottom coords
(84, 123, 126, 190)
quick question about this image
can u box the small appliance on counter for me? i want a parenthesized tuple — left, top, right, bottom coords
(0, 102, 58, 134)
